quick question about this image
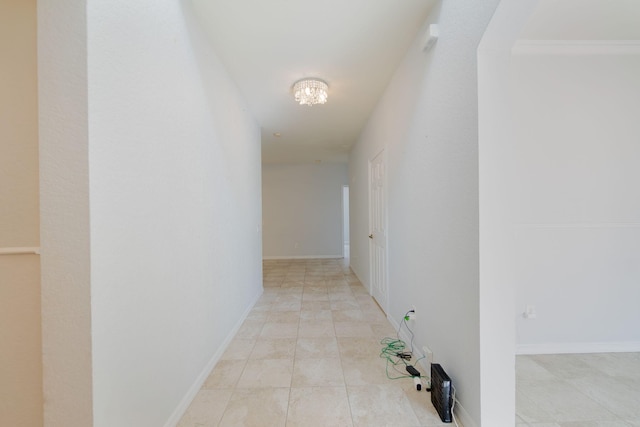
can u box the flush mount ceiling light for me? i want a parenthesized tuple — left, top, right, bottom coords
(292, 78, 328, 106)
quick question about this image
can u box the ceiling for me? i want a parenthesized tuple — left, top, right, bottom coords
(191, 0, 437, 164)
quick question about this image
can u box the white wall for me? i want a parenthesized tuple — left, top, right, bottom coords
(478, 2, 539, 425)
(510, 47, 640, 353)
(262, 163, 347, 258)
(348, 1, 499, 425)
(39, 0, 93, 424)
(39, 1, 263, 426)
(0, 1, 42, 425)
(479, 2, 640, 424)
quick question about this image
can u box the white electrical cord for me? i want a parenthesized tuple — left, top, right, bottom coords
(451, 386, 460, 427)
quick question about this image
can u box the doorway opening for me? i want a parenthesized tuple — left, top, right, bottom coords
(342, 185, 350, 259)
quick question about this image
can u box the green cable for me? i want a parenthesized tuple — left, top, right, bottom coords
(379, 312, 428, 381)
(379, 337, 413, 380)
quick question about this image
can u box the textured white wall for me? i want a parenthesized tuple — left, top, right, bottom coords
(38, 0, 93, 425)
(87, 2, 262, 426)
(511, 49, 640, 353)
(262, 163, 347, 258)
(348, 1, 499, 425)
(39, 1, 262, 426)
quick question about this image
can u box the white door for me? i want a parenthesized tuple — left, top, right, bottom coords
(369, 149, 388, 314)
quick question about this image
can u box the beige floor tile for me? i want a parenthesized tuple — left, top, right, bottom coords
(177, 389, 231, 427)
(260, 322, 299, 338)
(568, 376, 640, 420)
(236, 359, 293, 388)
(354, 294, 375, 305)
(267, 310, 300, 323)
(344, 274, 361, 285)
(399, 381, 449, 426)
(218, 387, 289, 427)
(516, 386, 556, 423)
(299, 309, 332, 321)
(326, 278, 349, 286)
(203, 359, 246, 389)
(360, 305, 387, 320)
(264, 280, 283, 288)
(516, 356, 556, 382)
(292, 357, 345, 387)
(331, 309, 366, 322)
(328, 294, 354, 304)
(281, 280, 305, 288)
(252, 297, 274, 308)
(347, 384, 420, 427)
(275, 294, 302, 304)
(250, 338, 297, 360)
(558, 422, 634, 427)
(334, 321, 375, 338)
(301, 300, 332, 310)
(245, 310, 269, 321)
(518, 379, 614, 423)
(350, 286, 369, 297)
(304, 278, 327, 285)
(298, 320, 335, 337)
(341, 357, 390, 386)
(286, 387, 353, 427)
(531, 354, 598, 380)
(576, 352, 640, 378)
(371, 322, 396, 337)
(337, 336, 384, 359)
(236, 320, 264, 339)
(303, 285, 328, 293)
(302, 293, 330, 302)
(263, 280, 282, 287)
(295, 337, 340, 359)
(331, 299, 360, 310)
(220, 338, 256, 360)
(181, 259, 640, 427)
(271, 301, 302, 312)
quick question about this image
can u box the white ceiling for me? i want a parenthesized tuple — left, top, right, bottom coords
(191, 0, 437, 164)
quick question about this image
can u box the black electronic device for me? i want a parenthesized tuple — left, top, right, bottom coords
(430, 363, 453, 423)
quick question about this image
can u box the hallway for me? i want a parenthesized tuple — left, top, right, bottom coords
(178, 258, 448, 426)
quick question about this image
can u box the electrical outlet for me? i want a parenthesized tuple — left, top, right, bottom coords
(407, 306, 416, 320)
(523, 305, 537, 319)
(423, 346, 434, 364)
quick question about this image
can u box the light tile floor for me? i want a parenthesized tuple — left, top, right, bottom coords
(516, 352, 640, 427)
(178, 258, 449, 427)
(178, 258, 640, 426)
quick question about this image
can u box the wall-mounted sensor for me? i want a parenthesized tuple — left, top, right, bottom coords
(422, 24, 439, 52)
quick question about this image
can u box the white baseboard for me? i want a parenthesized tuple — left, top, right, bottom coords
(263, 255, 344, 260)
(163, 288, 264, 427)
(516, 341, 640, 355)
(453, 401, 476, 427)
